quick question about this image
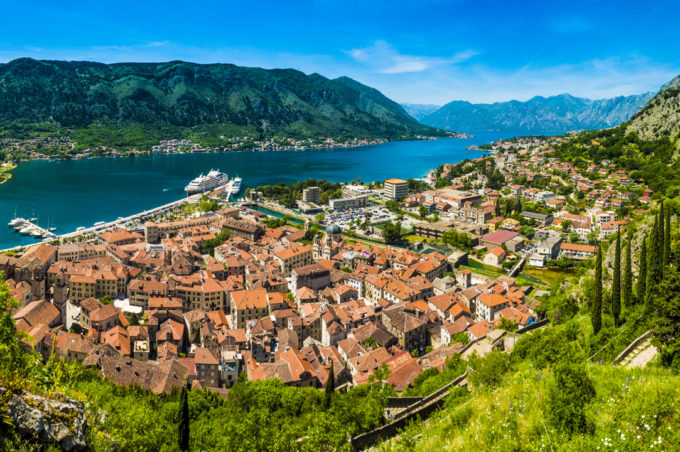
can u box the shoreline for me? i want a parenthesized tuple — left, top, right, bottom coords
(0, 162, 17, 184)
(0, 134, 492, 251)
(8, 133, 471, 164)
(3, 133, 474, 182)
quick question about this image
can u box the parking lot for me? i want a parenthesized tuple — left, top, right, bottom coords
(326, 204, 397, 231)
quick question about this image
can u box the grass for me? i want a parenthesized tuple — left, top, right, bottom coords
(380, 361, 680, 451)
(523, 267, 574, 285)
(402, 234, 439, 244)
(461, 260, 550, 287)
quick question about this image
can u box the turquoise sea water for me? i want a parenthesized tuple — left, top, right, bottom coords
(0, 131, 521, 249)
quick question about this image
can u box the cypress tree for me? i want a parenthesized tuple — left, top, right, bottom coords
(592, 244, 602, 334)
(324, 362, 335, 409)
(612, 228, 621, 326)
(623, 230, 633, 310)
(495, 199, 501, 217)
(636, 237, 647, 303)
(648, 215, 661, 298)
(178, 386, 190, 451)
(664, 204, 671, 267)
(659, 202, 665, 280)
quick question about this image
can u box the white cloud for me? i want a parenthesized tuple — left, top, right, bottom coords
(358, 55, 680, 104)
(348, 40, 477, 74)
(0, 41, 676, 106)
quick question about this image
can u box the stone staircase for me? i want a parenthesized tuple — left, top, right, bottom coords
(616, 332, 659, 368)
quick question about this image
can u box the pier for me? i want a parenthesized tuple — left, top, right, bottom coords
(11, 219, 57, 240)
(2, 181, 240, 253)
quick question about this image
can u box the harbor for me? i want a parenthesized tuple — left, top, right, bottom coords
(7, 216, 57, 240)
(0, 135, 504, 250)
(4, 176, 241, 252)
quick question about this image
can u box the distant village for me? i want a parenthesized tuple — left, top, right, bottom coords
(0, 132, 653, 396)
(0, 135, 445, 162)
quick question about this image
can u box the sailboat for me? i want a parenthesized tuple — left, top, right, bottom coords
(8, 208, 22, 227)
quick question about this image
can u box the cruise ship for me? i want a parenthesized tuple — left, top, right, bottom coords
(184, 169, 229, 195)
(232, 177, 242, 194)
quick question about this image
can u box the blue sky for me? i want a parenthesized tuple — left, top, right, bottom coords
(1, 0, 679, 104)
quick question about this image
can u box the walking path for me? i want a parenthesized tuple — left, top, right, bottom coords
(620, 335, 658, 368)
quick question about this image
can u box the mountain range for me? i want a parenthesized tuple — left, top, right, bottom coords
(400, 103, 441, 121)
(408, 93, 654, 133)
(0, 58, 442, 141)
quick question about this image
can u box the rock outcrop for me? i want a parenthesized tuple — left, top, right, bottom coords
(1, 385, 87, 450)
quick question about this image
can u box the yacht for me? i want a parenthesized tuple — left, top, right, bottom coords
(31, 229, 43, 237)
(232, 176, 242, 194)
(19, 225, 33, 235)
(184, 169, 229, 195)
(8, 208, 22, 227)
(9, 217, 24, 228)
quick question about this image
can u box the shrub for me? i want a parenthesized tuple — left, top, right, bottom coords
(468, 351, 510, 391)
(545, 361, 596, 434)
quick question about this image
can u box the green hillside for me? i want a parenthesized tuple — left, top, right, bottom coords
(626, 75, 680, 149)
(0, 58, 443, 148)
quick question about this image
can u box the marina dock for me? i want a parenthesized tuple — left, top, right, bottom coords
(3, 180, 240, 253)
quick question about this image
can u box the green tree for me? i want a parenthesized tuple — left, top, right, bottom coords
(382, 221, 402, 243)
(0, 272, 30, 379)
(497, 317, 518, 332)
(592, 244, 602, 334)
(636, 237, 647, 303)
(518, 225, 535, 239)
(487, 170, 505, 190)
(178, 386, 190, 451)
(623, 231, 633, 310)
(198, 195, 218, 213)
(546, 361, 596, 434)
(665, 204, 671, 267)
(650, 267, 680, 371)
(418, 205, 429, 219)
(612, 229, 621, 326)
(561, 220, 572, 233)
(468, 351, 510, 390)
(659, 201, 666, 281)
(324, 362, 335, 410)
(647, 215, 662, 304)
(494, 198, 501, 217)
(201, 229, 232, 256)
(451, 332, 470, 346)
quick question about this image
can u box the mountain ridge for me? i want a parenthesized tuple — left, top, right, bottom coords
(626, 74, 680, 148)
(0, 58, 443, 142)
(419, 92, 654, 133)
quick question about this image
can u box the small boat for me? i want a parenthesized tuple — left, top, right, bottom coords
(49, 227, 57, 232)
(76, 227, 86, 232)
(8, 209, 22, 227)
(232, 176, 242, 193)
(94, 221, 106, 227)
(9, 217, 24, 227)
(31, 229, 43, 237)
(29, 217, 38, 222)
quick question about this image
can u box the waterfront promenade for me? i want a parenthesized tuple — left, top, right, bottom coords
(2, 182, 236, 253)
